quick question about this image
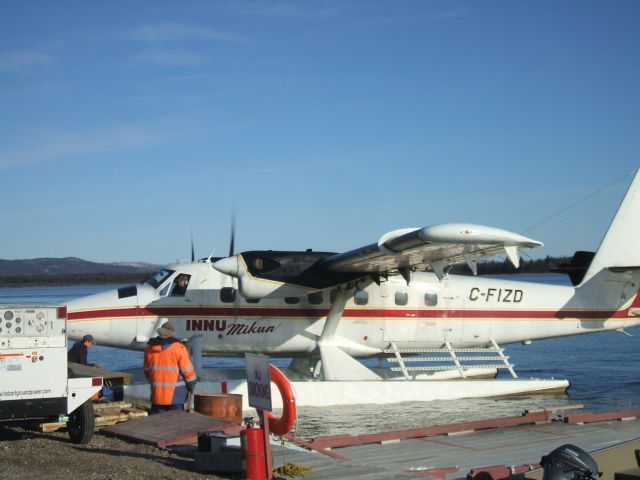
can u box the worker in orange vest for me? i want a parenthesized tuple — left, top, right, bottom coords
(143, 321, 197, 414)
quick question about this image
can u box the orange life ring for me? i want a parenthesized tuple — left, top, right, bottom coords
(265, 364, 296, 436)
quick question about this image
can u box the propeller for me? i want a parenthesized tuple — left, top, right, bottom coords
(214, 211, 240, 275)
(190, 229, 195, 262)
(227, 212, 240, 320)
(229, 211, 236, 257)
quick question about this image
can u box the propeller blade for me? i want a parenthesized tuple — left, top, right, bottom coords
(190, 230, 195, 262)
(229, 212, 236, 257)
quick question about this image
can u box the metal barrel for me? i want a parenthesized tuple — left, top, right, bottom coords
(193, 393, 242, 423)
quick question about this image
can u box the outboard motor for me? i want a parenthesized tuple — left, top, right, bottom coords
(541, 444, 601, 480)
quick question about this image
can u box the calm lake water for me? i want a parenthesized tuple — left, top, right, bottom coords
(2, 279, 639, 438)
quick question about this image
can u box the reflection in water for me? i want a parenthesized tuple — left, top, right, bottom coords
(292, 395, 569, 439)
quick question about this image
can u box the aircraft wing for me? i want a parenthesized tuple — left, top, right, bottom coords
(319, 223, 543, 279)
(213, 223, 542, 298)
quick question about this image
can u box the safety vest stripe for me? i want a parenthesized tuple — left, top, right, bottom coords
(182, 374, 197, 383)
(149, 381, 186, 387)
(145, 365, 180, 371)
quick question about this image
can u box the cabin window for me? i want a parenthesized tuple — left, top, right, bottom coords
(145, 269, 175, 289)
(395, 291, 408, 306)
(118, 285, 137, 299)
(246, 297, 260, 304)
(307, 292, 323, 305)
(170, 274, 191, 297)
(285, 296, 300, 305)
(424, 292, 438, 306)
(354, 290, 369, 305)
(220, 287, 236, 303)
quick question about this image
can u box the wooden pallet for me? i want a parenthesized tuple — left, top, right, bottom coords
(39, 401, 148, 433)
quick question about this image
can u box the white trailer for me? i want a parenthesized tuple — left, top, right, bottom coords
(0, 305, 102, 443)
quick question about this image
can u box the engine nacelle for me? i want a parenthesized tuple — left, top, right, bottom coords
(237, 274, 316, 300)
(213, 252, 329, 300)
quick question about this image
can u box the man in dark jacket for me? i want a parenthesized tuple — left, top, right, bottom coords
(68, 334, 96, 365)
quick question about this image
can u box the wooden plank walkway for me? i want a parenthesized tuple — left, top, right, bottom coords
(100, 410, 243, 448)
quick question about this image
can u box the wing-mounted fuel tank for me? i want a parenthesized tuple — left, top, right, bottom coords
(213, 250, 362, 299)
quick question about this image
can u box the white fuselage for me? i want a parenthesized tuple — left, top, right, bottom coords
(66, 261, 640, 357)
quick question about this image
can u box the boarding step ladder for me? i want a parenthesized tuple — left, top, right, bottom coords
(383, 340, 517, 380)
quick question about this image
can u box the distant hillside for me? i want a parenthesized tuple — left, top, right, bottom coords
(0, 255, 575, 287)
(0, 257, 162, 286)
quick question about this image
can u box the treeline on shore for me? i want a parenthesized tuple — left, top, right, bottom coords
(451, 255, 572, 275)
(0, 256, 574, 286)
(0, 271, 155, 287)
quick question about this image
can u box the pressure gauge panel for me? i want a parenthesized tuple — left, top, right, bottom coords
(0, 306, 66, 348)
(0, 308, 25, 337)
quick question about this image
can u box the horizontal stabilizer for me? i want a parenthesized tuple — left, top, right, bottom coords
(550, 251, 595, 286)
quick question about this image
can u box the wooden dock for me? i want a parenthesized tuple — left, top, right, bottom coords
(35, 401, 640, 479)
(274, 409, 640, 479)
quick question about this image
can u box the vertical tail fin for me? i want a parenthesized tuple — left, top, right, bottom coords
(580, 168, 640, 285)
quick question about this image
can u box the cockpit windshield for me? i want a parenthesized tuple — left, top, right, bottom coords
(145, 269, 175, 289)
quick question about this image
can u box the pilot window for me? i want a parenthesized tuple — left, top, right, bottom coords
(354, 290, 369, 305)
(146, 269, 175, 289)
(159, 283, 171, 297)
(308, 292, 323, 305)
(395, 291, 408, 306)
(220, 287, 236, 303)
(424, 292, 438, 306)
(170, 274, 191, 297)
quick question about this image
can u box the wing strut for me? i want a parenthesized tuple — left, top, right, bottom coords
(319, 286, 352, 341)
(317, 285, 382, 381)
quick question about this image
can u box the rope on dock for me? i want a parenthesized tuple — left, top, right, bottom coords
(273, 437, 312, 478)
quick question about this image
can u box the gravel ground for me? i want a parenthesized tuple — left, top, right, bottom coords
(0, 424, 234, 480)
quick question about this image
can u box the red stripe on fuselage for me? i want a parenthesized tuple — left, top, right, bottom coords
(629, 292, 640, 309)
(67, 305, 627, 321)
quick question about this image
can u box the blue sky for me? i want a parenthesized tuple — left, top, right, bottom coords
(1, 1, 639, 264)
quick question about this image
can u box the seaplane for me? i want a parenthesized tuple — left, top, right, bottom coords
(65, 169, 640, 406)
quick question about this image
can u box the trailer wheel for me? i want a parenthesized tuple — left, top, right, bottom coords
(67, 400, 95, 444)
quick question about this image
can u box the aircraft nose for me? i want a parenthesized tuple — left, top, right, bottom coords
(213, 255, 240, 277)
